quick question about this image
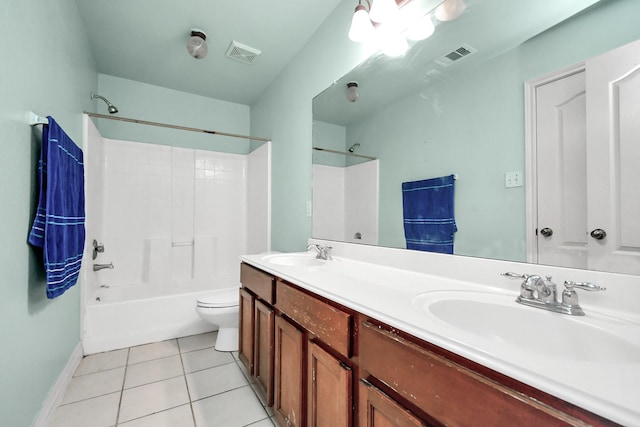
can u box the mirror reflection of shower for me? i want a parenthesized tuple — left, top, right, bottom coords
(91, 92, 119, 114)
(348, 143, 360, 153)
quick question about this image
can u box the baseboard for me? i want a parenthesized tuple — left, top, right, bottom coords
(33, 342, 84, 427)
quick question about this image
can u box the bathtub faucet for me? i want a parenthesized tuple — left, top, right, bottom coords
(93, 262, 114, 272)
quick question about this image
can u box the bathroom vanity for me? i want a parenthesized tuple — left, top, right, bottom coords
(239, 241, 640, 427)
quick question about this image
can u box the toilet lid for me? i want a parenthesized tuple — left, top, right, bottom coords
(197, 288, 239, 308)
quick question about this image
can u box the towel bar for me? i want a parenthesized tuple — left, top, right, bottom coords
(172, 241, 194, 247)
(29, 112, 48, 126)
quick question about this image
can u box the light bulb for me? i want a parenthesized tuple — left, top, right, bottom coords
(379, 32, 408, 57)
(405, 14, 435, 41)
(435, 0, 467, 22)
(186, 29, 208, 59)
(348, 5, 375, 42)
(346, 82, 359, 102)
(369, 0, 399, 24)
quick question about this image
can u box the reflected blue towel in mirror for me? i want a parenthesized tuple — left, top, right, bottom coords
(402, 175, 457, 254)
(28, 117, 85, 299)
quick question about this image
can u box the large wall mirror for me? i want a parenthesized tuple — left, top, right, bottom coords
(312, 0, 640, 275)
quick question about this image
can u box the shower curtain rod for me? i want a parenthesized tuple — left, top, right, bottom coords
(313, 146, 377, 161)
(84, 112, 271, 142)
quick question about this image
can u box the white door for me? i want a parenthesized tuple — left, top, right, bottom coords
(534, 70, 588, 269)
(586, 39, 640, 275)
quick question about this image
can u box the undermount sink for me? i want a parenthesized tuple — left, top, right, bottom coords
(263, 253, 325, 267)
(412, 291, 640, 363)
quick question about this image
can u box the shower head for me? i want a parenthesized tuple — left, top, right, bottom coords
(348, 143, 360, 153)
(91, 93, 119, 114)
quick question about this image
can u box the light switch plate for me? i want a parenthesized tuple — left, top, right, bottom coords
(306, 200, 312, 217)
(505, 171, 523, 188)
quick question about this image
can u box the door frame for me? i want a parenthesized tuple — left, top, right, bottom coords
(523, 61, 585, 264)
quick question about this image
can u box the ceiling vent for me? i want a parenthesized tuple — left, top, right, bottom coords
(225, 41, 262, 65)
(435, 44, 476, 67)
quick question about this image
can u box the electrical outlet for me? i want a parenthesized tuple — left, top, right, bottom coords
(306, 201, 312, 217)
(505, 171, 523, 188)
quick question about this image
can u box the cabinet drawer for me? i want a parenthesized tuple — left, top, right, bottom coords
(360, 321, 583, 427)
(276, 280, 351, 357)
(240, 263, 275, 304)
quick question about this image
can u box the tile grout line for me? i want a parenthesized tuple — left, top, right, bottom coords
(113, 347, 130, 427)
(233, 358, 275, 426)
(176, 338, 198, 427)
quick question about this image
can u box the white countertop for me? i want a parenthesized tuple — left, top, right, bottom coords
(241, 243, 640, 426)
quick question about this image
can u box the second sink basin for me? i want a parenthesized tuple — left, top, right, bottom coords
(412, 291, 640, 363)
(263, 253, 325, 267)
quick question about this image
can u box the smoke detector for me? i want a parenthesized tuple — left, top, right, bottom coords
(225, 41, 262, 64)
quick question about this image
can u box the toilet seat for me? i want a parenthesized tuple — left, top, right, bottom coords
(197, 288, 239, 308)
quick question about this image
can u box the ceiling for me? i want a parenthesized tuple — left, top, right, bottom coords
(75, 0, 344, 105)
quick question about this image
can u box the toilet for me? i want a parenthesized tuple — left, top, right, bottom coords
(195, 287, 240, 352)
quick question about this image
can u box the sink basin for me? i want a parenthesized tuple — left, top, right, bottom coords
(263, 253, 325, 267)
(412, 291, 640, 363)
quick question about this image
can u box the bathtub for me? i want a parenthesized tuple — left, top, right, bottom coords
(81, 277, 239, 355)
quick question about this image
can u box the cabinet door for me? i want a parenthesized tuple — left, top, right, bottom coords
(238, 288, 254, 375)
(254, 299, 275, 406)
(359, 380, 426, 427)
(360, 321, 582, 426)
(274, 315, 305, 427)
(307, 341, 352, 427)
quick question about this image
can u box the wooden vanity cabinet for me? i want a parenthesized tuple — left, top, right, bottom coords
(359, 319, 617, 427)
(307, 340, 353, 427)
(240, 263, 618, 427)
(274, 314, 305, 427)
(239, 263, 276, 406)
(274, 279, 355, 427)
(359, 380, 426, 427)
(254, 299, 275, 405)
(238, 288, 254, 374)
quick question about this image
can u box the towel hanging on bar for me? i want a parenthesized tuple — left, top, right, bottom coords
(28, 117, 86, 298)
(401, 174, 457, 254)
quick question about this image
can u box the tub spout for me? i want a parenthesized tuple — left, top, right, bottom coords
(93, 262, 114, 272)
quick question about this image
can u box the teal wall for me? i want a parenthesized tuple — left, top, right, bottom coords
(96, 74, 253, 154)
(251, 1, 370, 252)
(0, 1, 97, 426)
(312, 120, 347, 167)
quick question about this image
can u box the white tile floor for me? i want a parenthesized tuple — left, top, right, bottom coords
(50, 332, 277, 427)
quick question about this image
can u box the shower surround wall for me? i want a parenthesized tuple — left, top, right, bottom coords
(103, 139, 248, 287)
(82, 116, 270, 353)
(312, 160, 379, 244)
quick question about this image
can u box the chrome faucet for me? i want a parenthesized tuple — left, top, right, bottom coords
(502, 272, 605, 316)
(307, 244, 332, 261)
(93, 262, 114, 272)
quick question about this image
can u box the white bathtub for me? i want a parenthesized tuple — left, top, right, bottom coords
(81, 277, 239, 355)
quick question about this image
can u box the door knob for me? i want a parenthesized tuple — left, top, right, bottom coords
(590, 229, 607, 240)
(540, 227, 553, 237)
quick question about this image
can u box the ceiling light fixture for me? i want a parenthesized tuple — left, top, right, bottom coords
(405, 13, 436, 41)
(348, 1, 375, 42)
(368, 0, 399, 24)
(346, 82, 359, 102)
(186, 28, 208, 59)
(434, 0, 467, 22)
(348, 0, 458, 57)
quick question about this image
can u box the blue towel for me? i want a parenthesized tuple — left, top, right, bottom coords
(28, 117, 85, 299)
(402, 175, 457, 254)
